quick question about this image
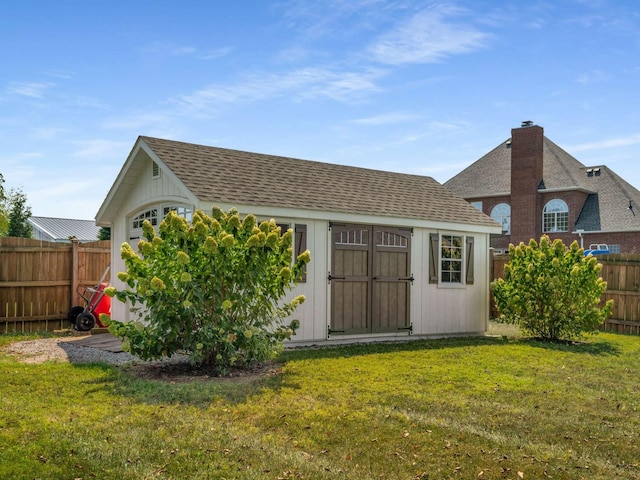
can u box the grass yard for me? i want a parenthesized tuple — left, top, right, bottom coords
(1, 326, 639, 479)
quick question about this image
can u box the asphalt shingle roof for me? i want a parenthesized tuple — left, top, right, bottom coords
(140, 136, 499, 229)
(444, 136, 640, 232)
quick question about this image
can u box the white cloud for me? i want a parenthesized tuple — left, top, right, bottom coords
(351, 112, 423, 125)
(368, 6, 490, 65)
(102, 112, 172, 130)
(568, 133, 640, 152)
(175, 67, 386, 110)
(198, 47, 232, 60)
(577, 70, 608, 85)
(71, 139, 130, 159)
(5, 81, 51, 98)
(141, 42, 197, 56)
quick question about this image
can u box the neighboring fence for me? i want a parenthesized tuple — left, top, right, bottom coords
(0, 237, 110, 333)
(490, 251, 640, 335)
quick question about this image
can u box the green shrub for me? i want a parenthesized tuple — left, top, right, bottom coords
(104, 207, 310, 372)
(491, 235, 612, 341)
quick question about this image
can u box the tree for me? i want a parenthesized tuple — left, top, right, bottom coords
(97, 226, 111, 240)
(491, 235, 612, 341)
(105, 207, 310, 373)
(5, 188, 32, 238)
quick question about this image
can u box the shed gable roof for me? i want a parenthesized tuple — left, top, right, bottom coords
(136, 136, 498, 228)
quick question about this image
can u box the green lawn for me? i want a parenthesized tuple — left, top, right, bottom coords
(1, 327, 639, 479)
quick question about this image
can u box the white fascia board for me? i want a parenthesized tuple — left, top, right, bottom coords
(198, 202, 502, 234)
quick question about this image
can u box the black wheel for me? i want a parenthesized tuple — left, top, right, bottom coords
(75, 312, 96, 331)
(67, 306, 85, 325)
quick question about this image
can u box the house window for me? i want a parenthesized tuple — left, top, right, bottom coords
(543, 199, 569, 232)
(470, 201, 483, 212)
(608, 244, 620, 254)
(490, 203, 511, 234)
(429, 233, 475, 285)
(152, 161, 160, 179)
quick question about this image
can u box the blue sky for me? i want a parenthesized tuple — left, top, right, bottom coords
(2, 0, 640, 220)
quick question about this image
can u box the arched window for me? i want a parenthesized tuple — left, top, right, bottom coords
(543, 199, 569, 232)
(490, 203, 511, 234)
(129, 204, 193, 241)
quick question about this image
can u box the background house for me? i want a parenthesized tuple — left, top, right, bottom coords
(28, 216, 101, 243)
(445, 122, 640, 253)
(96, 136, 500, 344)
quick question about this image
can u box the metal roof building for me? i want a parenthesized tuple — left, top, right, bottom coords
(28, 216, 101, 243)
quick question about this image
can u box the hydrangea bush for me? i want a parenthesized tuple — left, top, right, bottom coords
(491, 235, 612, 341)
(104, 207, 310, 372)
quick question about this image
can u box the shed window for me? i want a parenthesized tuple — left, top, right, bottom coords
(543, 199, 569, 232)
(132, 208, 158, 229)
(429, 233, 474, 285)
(163, 205, 193, 222)
(295, 224, 307, 283)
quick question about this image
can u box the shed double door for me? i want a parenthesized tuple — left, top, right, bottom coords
(330, 224, 412, 335)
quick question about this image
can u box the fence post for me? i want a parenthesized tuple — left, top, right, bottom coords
(70, 238, 79, 308)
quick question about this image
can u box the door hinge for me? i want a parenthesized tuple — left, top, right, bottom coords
(328, 272, 345, 283)
(398, 275, 415, 284)
(397, 323, 413, 334)
(328, 325, 345, 337)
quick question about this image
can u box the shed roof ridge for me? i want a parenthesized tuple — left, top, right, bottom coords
(140, 135, 438, 182)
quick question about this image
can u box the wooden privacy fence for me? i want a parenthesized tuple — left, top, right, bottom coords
(491, 251, 640, 335)
(0, 237, 110, 333)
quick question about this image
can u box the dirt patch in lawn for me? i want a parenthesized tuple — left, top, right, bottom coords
(122, 358, 284, 383)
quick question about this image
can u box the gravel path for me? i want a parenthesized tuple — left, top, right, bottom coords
(3, 337, 182, 366)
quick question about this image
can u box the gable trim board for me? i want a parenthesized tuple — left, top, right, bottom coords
(96, 136, 501, 345)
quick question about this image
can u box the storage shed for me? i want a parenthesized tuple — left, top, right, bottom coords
(96, 136, 500, 344)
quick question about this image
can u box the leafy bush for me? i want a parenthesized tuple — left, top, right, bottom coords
(491, 235, 612, 341)
(104, 207, 310, 372)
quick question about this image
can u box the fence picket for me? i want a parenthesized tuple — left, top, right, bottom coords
(0, 237, 110, 332)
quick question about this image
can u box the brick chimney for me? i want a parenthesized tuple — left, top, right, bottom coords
(510, 121, 544, 245)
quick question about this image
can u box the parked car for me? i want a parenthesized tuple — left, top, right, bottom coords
(584, 244, 610, 256)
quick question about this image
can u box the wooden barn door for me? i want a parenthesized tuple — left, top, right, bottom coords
(330, 224, 411, 335)
(372, 226, 412, 333)
(330, 224, 372, 335)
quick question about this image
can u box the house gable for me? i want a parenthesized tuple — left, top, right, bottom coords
(445, 125, 640, 236)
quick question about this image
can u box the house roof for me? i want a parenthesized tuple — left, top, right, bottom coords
(28, 216, 101, 242)
(103, 136, 499, 229)
(444, 136, 640, 232)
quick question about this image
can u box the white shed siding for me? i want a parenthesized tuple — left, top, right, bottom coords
(108, 157, 196, 324)
(124, 159, 191, 211)
(283, 219, 329, 342)
(419, 230, 489, 336)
